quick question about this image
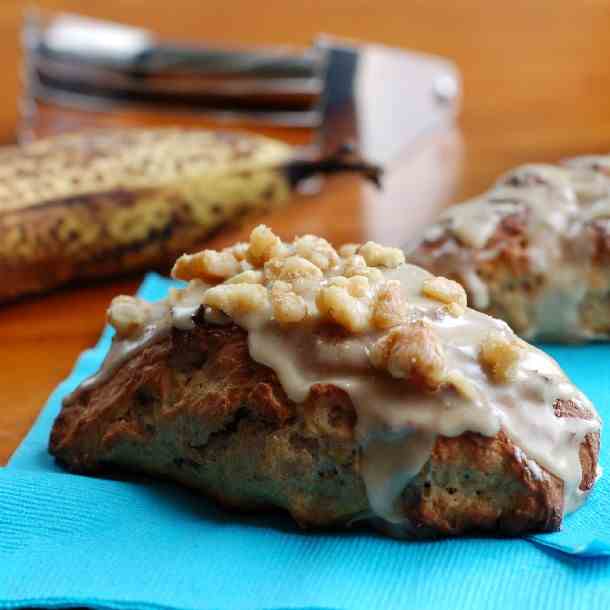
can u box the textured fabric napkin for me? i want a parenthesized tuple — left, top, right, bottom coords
(1, 272, 610, 610)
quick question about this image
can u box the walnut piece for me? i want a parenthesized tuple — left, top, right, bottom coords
(421, 276, 468, 307)
(270, 281, 308, 323)
(348, 275, 370, 298)
(264, 255, 323, 283)
(372, 280, 408, 329)
(338, 243, 361, 257)
(228, 242, 249, 262)
(479, 331, 522, 383)
(247, 225, 287, 267)
(358, 241, 405, 268)
(369, 321, 447, 390)
(327, 275, 371, 298)
(341, 254, 384, 282)
(203, 284, 270, 322)
(224, 270, 263, 285)
(172, 249, 240, 282)
(328, 276, 349, 289)
(107, 295, 151, 338)
(316, 286, 370, 333)
(294, 235, 339, 271)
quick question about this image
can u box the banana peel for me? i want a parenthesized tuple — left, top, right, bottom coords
(0, 129, 380, 302)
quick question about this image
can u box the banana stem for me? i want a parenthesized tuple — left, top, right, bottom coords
(283, 145, 382, 189)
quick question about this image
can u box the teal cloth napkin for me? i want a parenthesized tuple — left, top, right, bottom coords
(2, 272, 610, 610)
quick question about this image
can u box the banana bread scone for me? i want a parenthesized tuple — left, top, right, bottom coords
(407, 155, 610, 342)
(50, 226, 601, 538)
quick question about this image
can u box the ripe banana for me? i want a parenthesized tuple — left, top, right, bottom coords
(0, 129, 379, 302)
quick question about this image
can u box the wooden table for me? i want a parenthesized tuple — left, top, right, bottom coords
(2, 0, 610, 465)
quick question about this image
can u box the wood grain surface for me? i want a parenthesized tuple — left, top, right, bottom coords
(2, 0, 610, 464)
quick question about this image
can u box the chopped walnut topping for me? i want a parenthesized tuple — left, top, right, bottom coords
(203, 283, 270, 321)
(445, 302, 465, 317)
(107, 295, 151, 338)
(341, 254, 365, 274)
(264, 255, 323, 283)
(338, 243, 361, 257)
(165, 225, 481, 364)
(446, 370, 478, 401)
(369, 321, 447, 390)
(224, 270, 263, 284)
(345, 275, 370, 298)
(358, 241, 405, 268)
(270, 281, 308, 324)
(247, 225, 287, 267)
(341, 255, 384, 282)
(372, 280, 408, 329)
(172, 249, 240, 282)
(229, 242, 249, 262)
(262, 257, 286, 282)
(421, 276, 467, 307)
(316, 286, 370, 333)
(294, 235, 339, 271)
(328, 275, 370, 297)
(479, 331, 522, 383)
(328, 276, 349, 289)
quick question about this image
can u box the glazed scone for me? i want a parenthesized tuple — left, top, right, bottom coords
(50, 226, 601, 538)
(407, 155, 610, 342)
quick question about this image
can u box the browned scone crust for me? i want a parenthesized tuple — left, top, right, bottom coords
(49, 320, 599, 538)
(407, 158, 610, 341)
(0, 129, 292, 302)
